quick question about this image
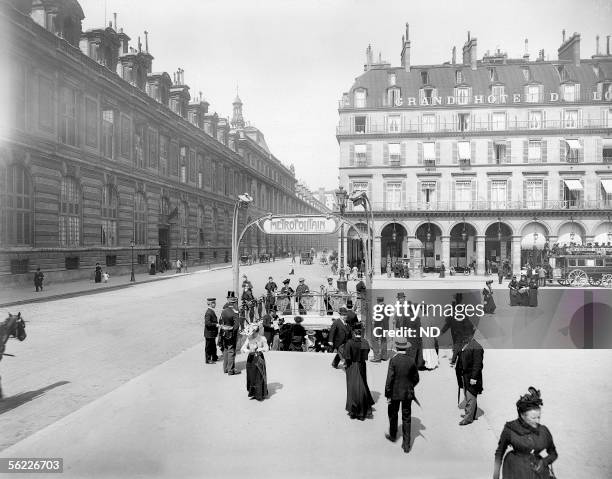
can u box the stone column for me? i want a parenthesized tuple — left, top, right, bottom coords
(373, 235, 382, 276)
(512, 236, 522, 274)
(441, 235, 451, 269)
(476, 235, 486, 275)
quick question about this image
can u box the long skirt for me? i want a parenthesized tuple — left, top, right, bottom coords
(345, 362, 374, 419)
(246, 352, 268, 400)
(483, 296, 496, 314)
(528, 289, 538, 307)
(502, 452, 553, 479)
(422, 348, 439, 369)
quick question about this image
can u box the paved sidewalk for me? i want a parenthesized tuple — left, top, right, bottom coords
(0, 262, 233, 308)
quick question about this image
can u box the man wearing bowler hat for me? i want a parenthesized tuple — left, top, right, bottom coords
(385, 337, 420, 453)
(204, 297, 219, 364)
(219, 291, 241, 375)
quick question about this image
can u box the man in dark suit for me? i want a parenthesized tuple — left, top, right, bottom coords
(456, 332, 484, 425)
(328, 307, 351, 369)
(204, 298, 219, 364)
(371, 296, 389, 362)
(218, 292, 241, 375)
(385, 337, 420, 453)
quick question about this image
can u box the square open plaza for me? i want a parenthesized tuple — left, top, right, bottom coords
(1, 1, 611, 478)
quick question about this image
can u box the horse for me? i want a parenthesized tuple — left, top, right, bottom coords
(0, 312, 27, 399)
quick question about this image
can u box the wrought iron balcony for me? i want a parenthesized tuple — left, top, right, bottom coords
(361, 199, 609, 212)
(336, 119, 612, 136)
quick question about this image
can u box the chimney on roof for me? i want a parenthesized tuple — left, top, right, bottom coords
(138, 36, 142, 53)
(113, 12, 117, 30)
(462, 31, 477, 70)
(452, 46, 456, 65)
(562, 29, 566, 43)
(558, 32, 581, 66)
(144, 31, 149, 53)
(537, 49, 545, 61)
(365, 44, 373, 71)
(608, 35, 611, 55)
(596, 35, 600, 55)
(523, 38, 529, 61)
(400, 23, 411, 71)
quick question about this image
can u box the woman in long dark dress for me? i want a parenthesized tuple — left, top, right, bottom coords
(240, 324, 269, 401)
(517, 274, 530, 306)
(493, 387, 558, 479)
(528, 278, 539, 307)
(94, 263, 102, 283)
(508, 275, 519, 306)
(482, 279, 496, 314)
(344, 323, 374, 420)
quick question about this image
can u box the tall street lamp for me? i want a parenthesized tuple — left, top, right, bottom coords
(129, 238, 135, 282)
(183, 239, 188, 272)
(335, 186, 349, 275)
(232, 193, 253, 296)
(349, 189, 374, 281)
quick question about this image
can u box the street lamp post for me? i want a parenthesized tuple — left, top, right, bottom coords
(183, 240, 188, 272)
(232, 193, 253, 296)
(129, 239, 135, 282)
(335, 186, 349, 277)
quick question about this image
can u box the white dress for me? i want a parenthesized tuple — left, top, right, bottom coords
(421, 316, 439, 369)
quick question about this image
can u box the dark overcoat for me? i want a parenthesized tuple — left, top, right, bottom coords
(455, 338, 484, 395)
(204, 307, 219, 339)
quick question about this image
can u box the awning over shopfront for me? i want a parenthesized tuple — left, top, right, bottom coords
(563, 179, 583, 191)
(458, 141, 471, 160)
(520, 233, 546, 250)
(600, 179, 612, 194)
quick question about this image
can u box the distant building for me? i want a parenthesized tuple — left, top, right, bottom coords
(337, 24, 612, 274)
(0, 0, 331, 283)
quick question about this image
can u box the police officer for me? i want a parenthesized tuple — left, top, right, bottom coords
(218, 291, 241, 375)
(204, 297, 219, 364)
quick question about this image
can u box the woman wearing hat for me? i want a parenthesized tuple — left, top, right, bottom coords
(279, 279, 294, 315)
(344, 323, 374, 420)
(240, 324, 269, 401)
(528, 276, 539, 307)
(482, 280, 496, 314)
(289, 316, 306, 351)
(508, 276, 520, 306)
(493, 387, 558, 479)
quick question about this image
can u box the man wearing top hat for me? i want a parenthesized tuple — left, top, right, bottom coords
(385, 337, 420, 453)
(371, 296, 389, 362)
(295, 278, 310, 315)
(204, 298, 219, 364)
(218, 291, 241, 375)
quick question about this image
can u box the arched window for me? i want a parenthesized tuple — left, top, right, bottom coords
(179, 201, 189, 244)
(134, 192, 147, 245)
(1, 164, 33, 245)
(59, 176, 81, 247)
(101, 184, 118, 246)
(197, 206, 205, 244)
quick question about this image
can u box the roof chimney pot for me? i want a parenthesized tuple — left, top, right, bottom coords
(113, 12, 117, 30)
(144, 31, 149, 53)
(607, 35, 611, 55)
(452, 46, 456, 64)
(562, 29, 566, 42)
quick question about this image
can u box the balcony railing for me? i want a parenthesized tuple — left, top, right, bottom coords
(337, 119, 612, 135)
(603, 157, 612, 164)
(361, 199, 610, 212)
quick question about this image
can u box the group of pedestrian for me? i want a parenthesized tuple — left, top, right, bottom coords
(508, 274, 539, 307)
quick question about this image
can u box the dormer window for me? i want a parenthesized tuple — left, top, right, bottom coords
(388, 73, 397, 86)
(489, 68, 498, 82)
(456, 87, 470, 105)
(557, 65, 568, 82)
(420, 71, 429, 85)
(492, 85, 505, 99)
(455, 70, 463, 84)
(525, 85, 541, 103)
(562, 83, 580, 102)
(522, 67, 530, 82)
(388, 87, 401, 107)
(354, 89, 366, 108)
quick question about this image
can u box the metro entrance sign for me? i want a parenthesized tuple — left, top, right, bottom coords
(261, 216, 338, 235)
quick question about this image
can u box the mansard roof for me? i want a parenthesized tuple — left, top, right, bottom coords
(347, 58, 612, 107)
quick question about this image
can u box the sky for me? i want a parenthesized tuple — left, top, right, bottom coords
(78, 0, 612, 190)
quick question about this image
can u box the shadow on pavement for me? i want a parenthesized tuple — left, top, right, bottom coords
(267, 382, 283, 398)
(409, 417, 427, 448)
(0, 381, 70, 415)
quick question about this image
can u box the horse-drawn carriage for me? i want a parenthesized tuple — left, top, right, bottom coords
(0, 312, 27, 399)
(551, 245, 612, 287)
(300, 252, 313, 265)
